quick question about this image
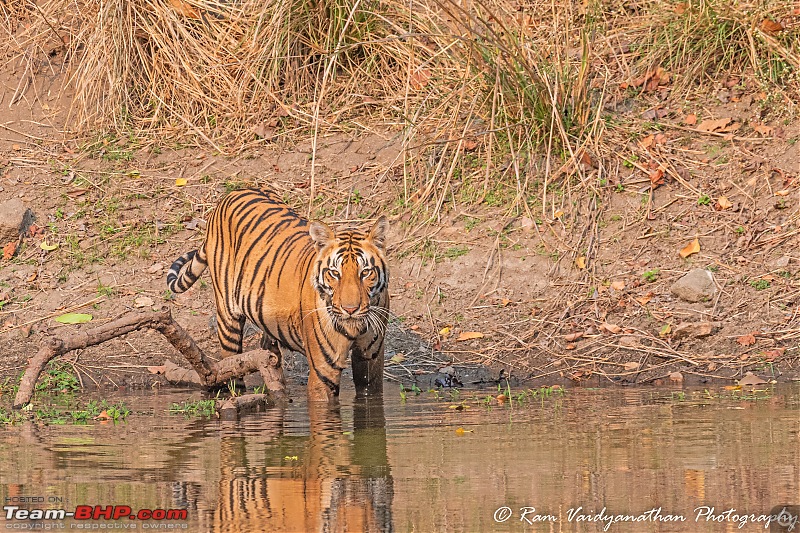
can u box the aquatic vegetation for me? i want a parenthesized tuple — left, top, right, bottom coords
(169, 399, 218, 418)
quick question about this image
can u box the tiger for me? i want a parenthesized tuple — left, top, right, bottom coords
(166, 188, 390, 401)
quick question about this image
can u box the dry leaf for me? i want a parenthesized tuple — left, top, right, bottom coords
(696, 117, 731, 133)
(499, 298, 512, 307)
(147, 365, 166, 375)
(635, 293, 653, 306)
(463, 139, 478, 152)
(716, 196, 733, 210)
(600, 322, 622, 334)
(761, 348, 784, 361)
(439, 326, 452, 337)
(575, 256, 586, 269)
(2, 241, 17, 261)
(753, 123, 773, 136)
(718, 122, 741, 133)
(736, 333, 757, 346)
(563, 332, 584, 342)
(409, 68, 431, 90)
(760, 18, 784, 34)
(457, 331, 484, 341)
(389, 353, 406, 364)
(669, 371, 684, 383)
(169, 0, 200, 19)
(649, 168, 665, 188)
(644, 67, 669, 92)
(610, 280, 625, 291)
(252, 123, 275, 140)
(639, 134, 655, 149)
(623, 362, 640, 371)
(675, 2, 687, 14)
(175, 178, 187, 187)
(775, 189, 791, 196)
(679, 237, 700, 258)
(580, 151, 596, 170)
(659, 323, 672, 338)
(684, 113, 697, 126)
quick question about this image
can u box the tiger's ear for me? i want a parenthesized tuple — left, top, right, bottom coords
(309, 221, 335, 249)
(368, 215, 389, 250)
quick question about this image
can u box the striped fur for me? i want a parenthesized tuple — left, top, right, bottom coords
(167, 188, 389, 400)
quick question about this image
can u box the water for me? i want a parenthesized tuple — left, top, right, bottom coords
(0, 384, 798, 532)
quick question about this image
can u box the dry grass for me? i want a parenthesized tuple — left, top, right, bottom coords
(1, 0, 798, 215)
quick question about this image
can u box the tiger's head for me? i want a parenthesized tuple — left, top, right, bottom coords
(309, 216, 390, 338)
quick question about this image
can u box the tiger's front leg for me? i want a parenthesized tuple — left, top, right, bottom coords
(303, 328, 349, 402)
(351, 330, 385, 397)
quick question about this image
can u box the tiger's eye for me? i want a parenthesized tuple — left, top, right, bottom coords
(360, 268, 373, 279)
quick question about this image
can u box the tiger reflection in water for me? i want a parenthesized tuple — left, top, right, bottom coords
(172, 399, 393, 532)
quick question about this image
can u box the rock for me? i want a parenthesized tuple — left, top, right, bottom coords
(0, 199, 34, 243)
(671, 268, 716, 303)
(738, 372, 767, 387)
(771, 256, 790, 269)
(671, 321, 717, 340)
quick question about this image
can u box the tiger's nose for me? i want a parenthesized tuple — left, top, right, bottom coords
(342, 305, 359, 316)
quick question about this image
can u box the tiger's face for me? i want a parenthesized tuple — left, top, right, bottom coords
(309, 216, 389, 338)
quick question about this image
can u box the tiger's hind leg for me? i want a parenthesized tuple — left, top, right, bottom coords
(215, 308, 246, 358)
(210, 310, 247, 393)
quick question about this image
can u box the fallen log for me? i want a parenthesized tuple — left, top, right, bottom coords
(13, 307, 286, 408)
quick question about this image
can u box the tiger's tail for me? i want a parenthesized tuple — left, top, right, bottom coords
(166, 250, 208, 294)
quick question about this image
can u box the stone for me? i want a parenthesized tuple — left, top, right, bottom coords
(671, 321, 717, 340)
(771, 256, 790, 269)
(671, 268, 716, 303)
(0, 199, 34, 243)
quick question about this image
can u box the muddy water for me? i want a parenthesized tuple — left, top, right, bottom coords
(0, 384, 798, 532)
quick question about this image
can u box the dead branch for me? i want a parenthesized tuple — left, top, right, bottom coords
(218, 394, 271, 420)
(13, 308, 286, 408)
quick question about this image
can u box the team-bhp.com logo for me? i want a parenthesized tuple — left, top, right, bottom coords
(4, 505, 188, 521)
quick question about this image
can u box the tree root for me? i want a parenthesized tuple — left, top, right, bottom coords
(13, 307, 287, 409)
